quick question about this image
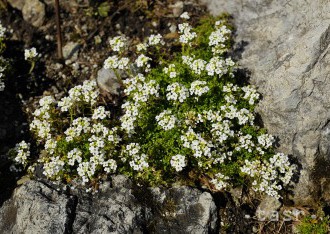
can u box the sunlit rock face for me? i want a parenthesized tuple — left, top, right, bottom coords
(202, 0, 330, 205)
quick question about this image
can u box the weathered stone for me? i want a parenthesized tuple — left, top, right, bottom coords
(0, 179, 218, 233)
(96, 68, 122, 96)
(256, 196, 282, 220)
(73, 183, 144, 234)
(0, 180, 75, 234)
(201, 0, 330, 206)
(22, 0, 46, 28)
(63, 42, 81, 61)
(145, 186, 218, 234)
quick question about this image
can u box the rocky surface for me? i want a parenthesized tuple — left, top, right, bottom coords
(202, 0, 330, 206)
(0, 180, 75, 234)
(0, 177, 219, 233)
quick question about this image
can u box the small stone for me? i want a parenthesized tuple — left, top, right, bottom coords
(256, 195, 282, 220)
(63, 42, 81, 61)
(96, 68, 122, 96)
(22, 0, 45, 28)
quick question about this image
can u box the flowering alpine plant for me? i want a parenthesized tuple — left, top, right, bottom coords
(14, 13, 295, 198)
(0, 22, 6, 91)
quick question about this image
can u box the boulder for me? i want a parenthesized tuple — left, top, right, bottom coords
(0, 180, 75, 234)
(201, 0, 330, 206)
(0, 178, 219, 233)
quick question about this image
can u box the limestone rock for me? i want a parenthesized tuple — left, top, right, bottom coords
(63, 42, 81, 61)
(256, 196, 282, 221)
(0, 180, 75, 234)
(201, 0, 330, 206)
(145, 186, 218, 233)
(22, 0, 46, 28)
(0, 179, 218, 233)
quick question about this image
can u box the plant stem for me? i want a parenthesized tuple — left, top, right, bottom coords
(55, 0, 63, 59)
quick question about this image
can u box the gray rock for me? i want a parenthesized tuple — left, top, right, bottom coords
(96, 68, 122, 96)
(73, 183, 144, 234)
(256, 196, 282, 221)
(144, 186, 218, 234)
(0, 180, 75, 234)
(201, 0, 330, 206)
(22, 0, 45, 27)
(63, 42, 81, 61)
(0, 179, 218, 233)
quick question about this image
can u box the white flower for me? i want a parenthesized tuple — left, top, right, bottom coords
(163, 64, 177, 78)
(190, 80, 209, 98)
(170, 154, 186, 171)
(45, 138, 57, 155)
(205, 57, 226, 76)
(104, 55, 129, 70)
(166, 82, 189, 103)
(14, 140, 30, 165)
(136, 43, 148, 52)
(258, 134, 274, 149)
(180, 12, 190, 20)
(43, 156, 65, 180)
(103, 159, 117, 173)
(155, 110, 177, 130)
(135, 54, 151, 69)
(109, 36, 127, 52)
(210, 173, 230, 190)
(241, 86, 260, 105)
(92, 106, 110, 120)
(0, 23, 6, 38)
(24, 47, 38, 60)
(67, 148, 82, 166)
(148, 34, 164, 46)
(178, 23, 197, 44)
(190, 59, 207, 75)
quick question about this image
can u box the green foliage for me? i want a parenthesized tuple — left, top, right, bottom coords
(296, 214, 330, 234)
(13, 14, 295, 197)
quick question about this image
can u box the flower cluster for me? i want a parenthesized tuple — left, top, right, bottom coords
(241, 86, 260, 105)
(24, 47, 38, 61)
(109, 36, 127, 52)
(163, 64, 177, 78)
(15, 14, 295, 198)
(24, 79, 121, 186)
(178, 23, 197, 44)
(58, 80, 99, 112)
(0, 23, 5, 38)
(241, 153, 296, 199)
(155, 110, 177, 130)
(170, 154, 186, 172)
(14, 141, 30, 166)
(166, 82, 189, 103)
(208, 23, 231, 54)
(103, 55, 129, 70)
(181, 127, 213, 158)
(123, 143, 149, 171)
(148, 34, 164, 46)
(189, 80, 209, 98)
(210, 173, 230, 190)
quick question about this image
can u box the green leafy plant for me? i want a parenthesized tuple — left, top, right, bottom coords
(296, 213, 330, 234)
(13, 13, 296, 197)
